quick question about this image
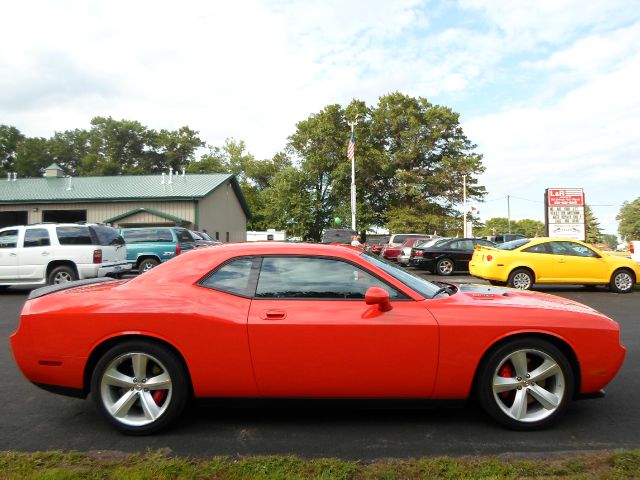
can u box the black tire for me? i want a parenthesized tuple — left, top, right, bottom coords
(507, 268, 534, 290)
(477, 338, 574, 430)
(610, 269, 635, 294)
(138, 258, 160, 273)
(47, 265, 77, 285)
(436, 258, 454, 276)
(90, 339, 188, 435)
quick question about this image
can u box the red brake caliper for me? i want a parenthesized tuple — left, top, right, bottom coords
(498, 363, 514, 399)
(152, 390, 167, 405)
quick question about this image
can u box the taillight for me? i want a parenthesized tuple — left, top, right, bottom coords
(93, 249, 103, 264)
(631, 244, 635, 254)
(175, 243, 181, 255)
(415, 250, 423, 257)
(486, 254, 493, 261)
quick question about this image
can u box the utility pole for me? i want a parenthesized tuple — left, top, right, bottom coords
(507, 195, 511, 233)
(462, 175, 467, 237)
(347, 115, 360, 232)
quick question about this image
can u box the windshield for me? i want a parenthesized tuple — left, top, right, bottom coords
(419, 238, 450, 249)
(360, 251, 442, 299)
(499, 238, 531, 250)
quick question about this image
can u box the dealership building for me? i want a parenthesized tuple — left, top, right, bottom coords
(0, 164, 250, 242)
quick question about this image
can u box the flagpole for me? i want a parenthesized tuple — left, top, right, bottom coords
(347, 115, 360, 232)
(463, 174, 467, 237)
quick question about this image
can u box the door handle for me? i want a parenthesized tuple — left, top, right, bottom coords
(9, 253, 17, 257)
(558, 259, 566, 263)
(259, 309, 287, 320)
(41, 252, 50, 256)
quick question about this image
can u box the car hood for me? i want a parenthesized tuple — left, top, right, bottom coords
(453, 283, 604, 315)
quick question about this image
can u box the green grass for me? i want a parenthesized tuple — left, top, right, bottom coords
(1, 450, 639, 479)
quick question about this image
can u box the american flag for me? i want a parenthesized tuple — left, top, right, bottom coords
(347, 132, 355, 161)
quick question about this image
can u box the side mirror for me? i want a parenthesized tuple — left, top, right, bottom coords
(365, 286, 393, 312)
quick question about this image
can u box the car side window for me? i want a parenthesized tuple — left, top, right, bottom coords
(23, 228, 51, 248)
(199, 257, 258, 297)
(56, 226, 93, 245)
(559, 241, 598, 257)
(176, 229, 194, 242)
(255, 256, 402, 299)
(0, 229, 18, 248)
(522, 243, 549, 254)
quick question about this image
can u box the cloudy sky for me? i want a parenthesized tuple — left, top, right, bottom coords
(1, 0, 639, 234)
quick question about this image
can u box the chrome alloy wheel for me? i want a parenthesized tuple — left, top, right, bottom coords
(511, 272, 532, 289)
(613, 271, 633, 292)
(437, 259, 454, 275)
(492, 349, 566, 423)
(100, 352, 173, 427)
(141, 262, 155, 272)
(53, 271, 74, 283)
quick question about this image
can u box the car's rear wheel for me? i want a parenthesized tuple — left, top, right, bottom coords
(91, 340, 188, 435)
(138, 258, 160, 273)
(48, 265, 77, 285)
(477, 338, 574, 430)
(610, 269, 635, 294)
(436, 258, 454, 276)
(507, 269, 533, 290)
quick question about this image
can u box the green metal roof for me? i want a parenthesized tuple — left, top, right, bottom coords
(0, 173, 251, 218)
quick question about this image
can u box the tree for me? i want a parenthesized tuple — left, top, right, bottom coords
(584, 205, 603, 243)
(617, 198, 640, 241)
(475, 217, 544, 238)
(601, 233, 618, 250)
(0, 125, 24, 175)
(15, 137, 54, 177)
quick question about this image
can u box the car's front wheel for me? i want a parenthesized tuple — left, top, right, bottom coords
(507, 268, 534, 290)
(90, 340, 189, 434)
(477, 338, 574, 430)
(610, 269, 635, 294)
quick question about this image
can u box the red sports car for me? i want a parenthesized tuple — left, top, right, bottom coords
(11, 242, 625, 434)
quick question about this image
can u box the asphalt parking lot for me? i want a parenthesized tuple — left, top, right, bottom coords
(1, 272, 639, 459)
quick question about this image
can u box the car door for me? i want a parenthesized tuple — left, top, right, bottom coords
(247, 256, 439, 398)
(549, 241, 609, 283)
(0, 228, 20, 281)
(518, 241, 556, 282)
(446, 239, 474, 271)
(17, 227, 52, 281)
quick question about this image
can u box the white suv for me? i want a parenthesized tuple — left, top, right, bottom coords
(0, 223, 132, 287)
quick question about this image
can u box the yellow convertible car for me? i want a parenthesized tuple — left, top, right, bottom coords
(470, 238, 640, 293)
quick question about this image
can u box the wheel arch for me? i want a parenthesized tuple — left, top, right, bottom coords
(83, 334, 194, 397)
(46, 260, 78, 278)
(135, 255, 162, 268)
(471, 332, 581, 399)
(611, 267, 636, 283)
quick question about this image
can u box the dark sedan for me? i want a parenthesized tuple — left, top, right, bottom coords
(410, 238, 496, 275)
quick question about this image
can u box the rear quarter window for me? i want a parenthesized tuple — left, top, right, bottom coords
(56, 226, 93, 245)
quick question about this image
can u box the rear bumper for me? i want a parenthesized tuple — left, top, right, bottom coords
(78, 262, 132, 279)
(410, 258, 435, 270)
(468, 262, 507, 281)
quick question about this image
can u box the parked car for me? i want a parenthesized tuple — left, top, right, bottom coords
(470, 238, 640, 293)
(396, 237, 434, 266)
(11, 242, 625, 433)
(364, 237, 388, 255)
(120, 227, 197, 272)
(410, 237, 496, 275)
(190, 230, 221, 247)
(321, 228, 357, 245)
(631, 240, 640, 264)
(0, 223, 131, 287)
(381, 233, 430, 262)
(485, 233, 527, 244)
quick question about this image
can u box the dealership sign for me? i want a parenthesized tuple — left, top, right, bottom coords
(545, 188, 586, 241)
